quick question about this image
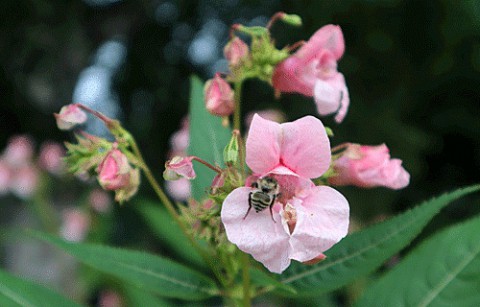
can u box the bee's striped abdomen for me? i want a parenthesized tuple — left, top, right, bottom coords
(250, 191, 273, 212)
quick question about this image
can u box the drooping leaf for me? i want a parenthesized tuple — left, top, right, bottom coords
(278, 185, 480, 296)
(0, 268, 83, 307)
(32, 232, 219, 300)
(356, 215, 480, 307)
(135, 199, 206, 268)
(188, 75, 231, 200)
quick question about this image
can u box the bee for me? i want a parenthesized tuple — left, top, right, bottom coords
(244, 176, 280, 222)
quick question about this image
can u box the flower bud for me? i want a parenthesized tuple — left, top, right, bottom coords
(223, 130, 240, 166)
(329, 144, 410, 189)
(54, 104, 88, 130)
(10, 164, 39, 199)
(89, 188, 112, 213)
(224, 37, 249, 67)
(97, 149, 132, 190)
(114, 167, 140, 203)
(204, 74, 235, 117)
(0, 159, 12, 196)
(279, 13, 302, 27)
(164, 156, 196, 180)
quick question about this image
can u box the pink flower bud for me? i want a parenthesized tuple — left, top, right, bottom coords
(0, 159, 12, 195)
(204, 74, 235, 117)
(329, 144, 410, 189)
(224, 37, 249, 67)
(163, 156, 196, 180)
(38, 141, 65, 175)
(60, 209, 90, 242)
(54, 104, 88, 130)
(97, 149, 132, 190)
(10, 164, 39, 199)
(3, 135, 34, 167)
(98, 290, 123, 307)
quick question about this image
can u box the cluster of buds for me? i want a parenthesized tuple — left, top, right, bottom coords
(55, 103, 141, 203)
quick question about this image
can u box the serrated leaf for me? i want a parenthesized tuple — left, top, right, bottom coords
(135, 199, 206, 268)
(32, 232, 219, 300)
(279, 185, 480, 296)
(188, 75, 231, 200)
(356, 215, 480, 307)
(0, 268, 83, 307)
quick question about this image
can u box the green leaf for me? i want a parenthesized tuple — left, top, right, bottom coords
(188, 75, 231, 200)
(279, 184, 480, 296)
(250, 268, 296, 295)
(0, 268, 83, 307)
(135, 199, 206, 268)
(356, 215, 480, 307)
(32, 232, 219, 300)
(123, 286, 170, 307)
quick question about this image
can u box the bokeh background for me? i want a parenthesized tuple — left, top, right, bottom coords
(1, 0, 479, 305)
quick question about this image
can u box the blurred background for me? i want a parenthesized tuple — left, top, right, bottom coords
(1, 0, 479, 305)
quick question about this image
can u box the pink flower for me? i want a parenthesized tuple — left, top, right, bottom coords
(60, 209, 90, 242)
(10, 164, 39, 199)
(163, 156, 196, 180)
(272, 25, 350, 123)
(329, 143, 410, 189)
(204, 74, 235, 117)
(0, 159, 12, 195)
(224, 37, 249, 67)
(38, 141, 65, 175)
(54, 104, 88, 130)
(3, 135, 34, 167)
(221, 114, 349, 273)
(166, 178, 191, 201)
(89, 188, 112, 213)
(97, 149, 132, 190)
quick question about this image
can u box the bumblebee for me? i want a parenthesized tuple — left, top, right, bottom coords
(244, 176, 280, 222)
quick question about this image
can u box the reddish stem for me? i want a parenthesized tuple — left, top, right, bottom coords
(266, 12, 286, 30)
(287, 40, 306, 52)
(75, 103, 115, 127)
(191, 156, 222, 173)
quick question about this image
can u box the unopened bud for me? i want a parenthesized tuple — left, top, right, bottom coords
(97, 149, 132, 190)
(164, 156, 196, 180)
(223, 130, 240, 165)
(280, 13, 302, 27)
(54, 104, 88, 130)
(204, 74, 235, 117)
(224, 37, 249, 67)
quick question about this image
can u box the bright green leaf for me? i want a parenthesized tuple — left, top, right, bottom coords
(32, 232, 219, 300)
(135, 199, 206, 268)
(188, 75, 231, 200)
(0, 268, 83, 307)
(356, 215, 480, 307)
(279, 184, 480, 296)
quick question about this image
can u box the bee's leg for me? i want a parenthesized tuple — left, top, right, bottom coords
(243, 192, 253, 220)
(251, 182, 258, 188)
(269, 195, 276, 223)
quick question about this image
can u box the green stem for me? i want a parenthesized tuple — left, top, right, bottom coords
(127, 135, 228, 286)
(233, 81, 243, 131)
(241, 253, 252, 307)
(30, 176, 58, 233)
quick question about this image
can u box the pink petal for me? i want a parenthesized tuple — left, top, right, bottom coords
(280, 116, 331, 178)
(296, 24, 345, 61)
(246, 114, 282, 174)
(314, 73, 349, 123)
(289, 186, 349, 262)
(221, 187, 291, 273)
(272, 57, 314, 96)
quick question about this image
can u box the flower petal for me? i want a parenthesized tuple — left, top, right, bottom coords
(314, 73, 349, 123)
(289, 186, 349, 262)
(221, 187, 291, 273)
(280, 116, 331, 178)
(246, 114, 282, 174)
(297, 24, 345, 61)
